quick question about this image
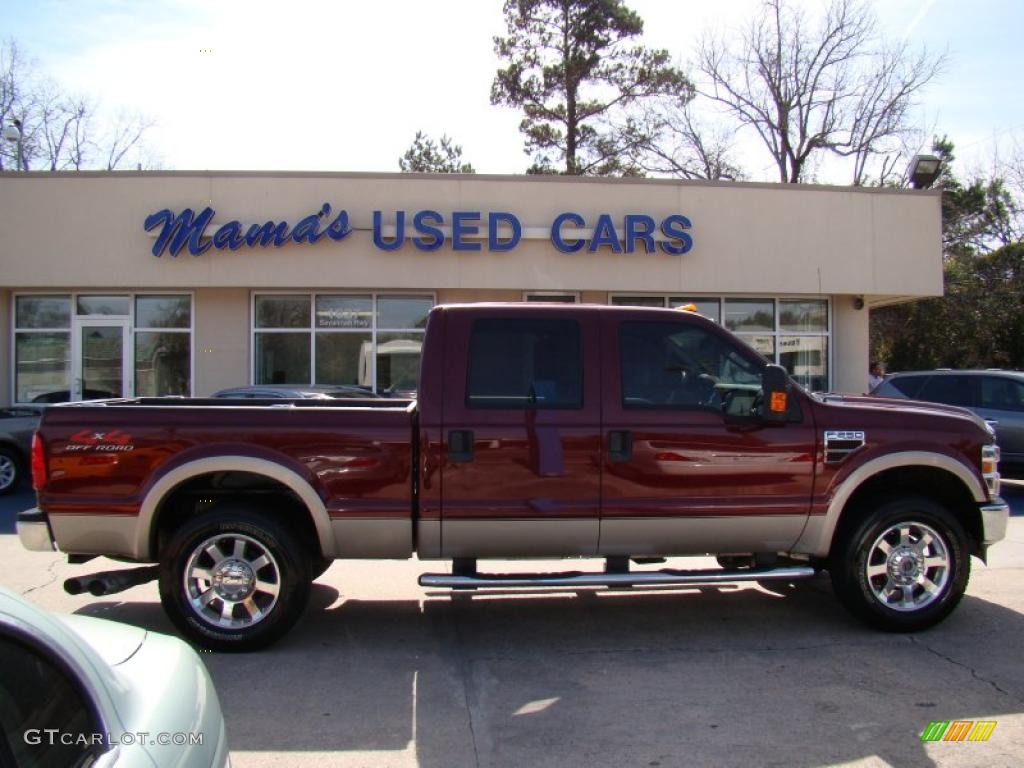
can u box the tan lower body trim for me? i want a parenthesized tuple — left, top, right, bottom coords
(50, 514, 141, 560)
(330, 518, 413, 559)
(442, 520, 599, 558)
(599, 516, 807, 556)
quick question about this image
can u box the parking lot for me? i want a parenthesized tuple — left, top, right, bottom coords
(3, 484, 1023, 768)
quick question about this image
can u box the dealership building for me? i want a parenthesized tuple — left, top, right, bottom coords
(0, 172, 942, 406)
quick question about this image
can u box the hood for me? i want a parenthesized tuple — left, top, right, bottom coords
(816, 393, 995, 438)
(58, 614, 147, 666)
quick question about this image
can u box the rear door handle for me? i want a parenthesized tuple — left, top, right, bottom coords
(448, 429, 475, 463)
(608, 430, 632, 463)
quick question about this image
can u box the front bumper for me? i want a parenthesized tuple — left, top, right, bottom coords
(17, 508, 56, 552)
(980, 498, 1010, 549)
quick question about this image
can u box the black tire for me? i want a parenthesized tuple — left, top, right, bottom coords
(158, 507, 312, 652)
(311, 557, 333, 581)
(0, 446, 22, 496)
(830, 496, 970, 632)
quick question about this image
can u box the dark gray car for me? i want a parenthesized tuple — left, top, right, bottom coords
(871, 369, 1024, 471)
(0, 407, 40, 494)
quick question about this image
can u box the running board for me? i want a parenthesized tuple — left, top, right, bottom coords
(419, 564, 817, 590)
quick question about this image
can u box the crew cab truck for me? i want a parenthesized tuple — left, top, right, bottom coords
(18, 304, 1009, 651)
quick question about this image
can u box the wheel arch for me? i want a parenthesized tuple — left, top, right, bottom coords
(796, 451, 986, 559)
(137, 456, 335, 561)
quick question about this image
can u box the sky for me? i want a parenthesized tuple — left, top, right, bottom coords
(4, 0, 1024, 181)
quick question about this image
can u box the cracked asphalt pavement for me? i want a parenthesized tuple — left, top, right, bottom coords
(2, 483, 1024, 767)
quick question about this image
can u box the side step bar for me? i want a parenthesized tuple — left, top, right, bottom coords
(419, 564, 817, 590)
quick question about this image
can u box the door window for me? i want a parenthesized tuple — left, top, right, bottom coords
(0, 635, 102, 768)
(619, 321, 763, 414)
(918, 375, 973, 407)
(979, 376, 1024, 412)
(466, 319, 582, 409)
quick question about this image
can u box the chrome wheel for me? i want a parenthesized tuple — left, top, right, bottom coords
(0, 453, 16, 491)
(864, 521, 950, 612)
(183, 533, 281, 629)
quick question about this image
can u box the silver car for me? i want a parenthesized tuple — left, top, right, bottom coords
(0, 587, 230, 767)
(871, 369, 1024, 472)
(0, 407, 39, 495)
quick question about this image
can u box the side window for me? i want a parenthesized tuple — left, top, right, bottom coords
(466, 319, 582, 409)
(0, 635, 101, 768)
(918, 375, 972, 407)
(889, 375, 928, 398)
(979, 376, 1024, 412)
(619, 321, 763, 414)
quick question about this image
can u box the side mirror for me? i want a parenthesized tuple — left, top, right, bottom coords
(761, 364, 790, 424)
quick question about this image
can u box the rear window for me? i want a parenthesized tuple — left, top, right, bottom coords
(466, 319, 582, 409)
(918, 375, 974, 407)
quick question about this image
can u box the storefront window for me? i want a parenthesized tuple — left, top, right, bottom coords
(76, 296, 130, 316)
(16, 295, 70, 328)
(134, 295, 192, 397)
(255, 295, 311, 328)
(608, 294, 830, 391)
(15, 332, 71, 403)
(253, 293, 433, 392)
(14, 293, 193, 401)
(136, 295, 191, 328)
(724, 299, 775, 332)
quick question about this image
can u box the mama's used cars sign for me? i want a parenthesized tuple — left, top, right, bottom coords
(144, 204, 693, 257)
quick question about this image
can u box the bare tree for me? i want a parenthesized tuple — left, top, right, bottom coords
(630, 99, 744, 180)
(0, 38, 156, 172)
(697, 0, 942, 184)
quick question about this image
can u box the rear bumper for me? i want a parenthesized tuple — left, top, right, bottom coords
(980, 499, 1010, 549)
(17, 508, 56, 552)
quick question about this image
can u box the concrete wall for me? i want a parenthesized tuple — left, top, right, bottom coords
(193, 288, 249, 396)
(0, 172, 943, 299)
(832, 296, 871, 395)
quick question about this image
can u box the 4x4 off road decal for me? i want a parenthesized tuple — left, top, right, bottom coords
(65, 430, 135, 452)
(920, 720, 997, 742)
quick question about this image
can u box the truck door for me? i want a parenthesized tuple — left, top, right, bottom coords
(599, 312, 815, 556)
(438, 307, 602, 558)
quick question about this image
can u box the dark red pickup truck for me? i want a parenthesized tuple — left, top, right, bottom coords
(18, 304, 1009, 650)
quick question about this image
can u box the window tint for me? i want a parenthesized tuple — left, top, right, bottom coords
(620, 321, 763, 414)
(888, 375, 928, 398)
(467, 319, 582, 408)
(979, 376, 1024, 412)
(918, 375, 973, 407)
(0, 635, 100, 768)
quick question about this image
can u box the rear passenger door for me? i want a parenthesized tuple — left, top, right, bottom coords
(975, 375, 1024, 464)
(599, 313, 816, 556)
(439, 309, 602, 558)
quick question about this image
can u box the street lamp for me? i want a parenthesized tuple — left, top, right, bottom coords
(2, 118, 25, 171)
(909, 154, 942, 189)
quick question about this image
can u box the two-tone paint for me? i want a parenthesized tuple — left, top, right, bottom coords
(25, 304, 1003, 568)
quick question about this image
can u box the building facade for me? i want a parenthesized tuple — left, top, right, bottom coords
(0, 172, 942, 406)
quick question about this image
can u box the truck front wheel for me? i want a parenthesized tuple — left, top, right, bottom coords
(158, 508, 312, 651)
(830, 496, 970, 632)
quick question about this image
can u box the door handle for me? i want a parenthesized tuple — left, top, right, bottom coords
(448, 430, 475, 463)
(608, 430, 632, 463)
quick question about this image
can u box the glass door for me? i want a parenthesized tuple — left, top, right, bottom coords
(71, 317, 130, 400)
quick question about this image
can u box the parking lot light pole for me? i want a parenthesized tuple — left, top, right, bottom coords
(2, 118, 25, 171)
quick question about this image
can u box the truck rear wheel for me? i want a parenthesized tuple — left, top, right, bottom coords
(830, 496, 970, 632)
(158, 508, 312, 651)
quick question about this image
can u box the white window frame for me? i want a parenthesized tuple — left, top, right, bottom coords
(607, 293, 834, 391)
(11, 291, 195, 404)
(250, 290, 436, 391)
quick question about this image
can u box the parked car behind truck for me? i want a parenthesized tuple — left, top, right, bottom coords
(871, 369, 1024, 473)
(18, 304, 1009, 650)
